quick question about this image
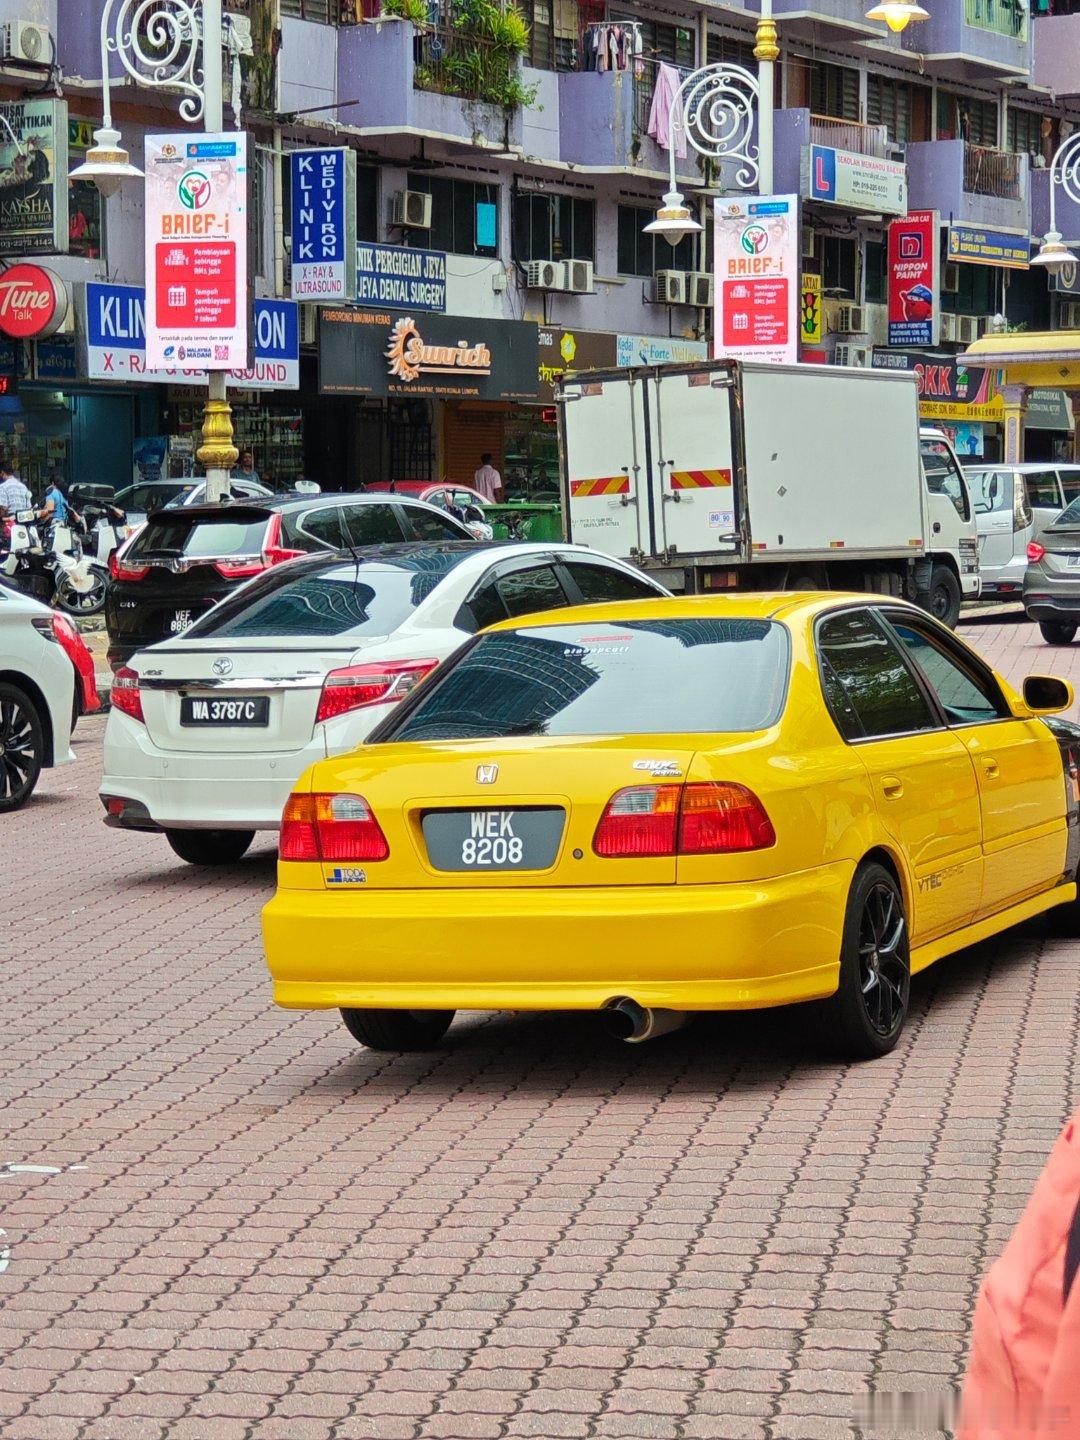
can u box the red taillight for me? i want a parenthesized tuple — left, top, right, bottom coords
(111, 666, 144, 723)
(279, 792, 389, 863)
(593, 782, 775, 858)
(315, 659, 438, 724)
(677, 782, 776, 853)
(263, 512, 304, 567)
(593, 785, 681, 857)
(109, 551, 149, 582)
(214, 558, 267, 579)
(1027, 541, 1046, 563)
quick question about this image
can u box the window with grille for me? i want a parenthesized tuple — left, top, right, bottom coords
(865, 240, 887, 304)
(820, 235, 858, 297)
(279, 0, 339, 22)
(1007, 107, 1044, 155)
(866, 75, 930, 143)
(613, 14, 695, 65)
(617, 205, 696, 277)
(937, 91, 998, 146)
(524, 0, 579, 70)
(408, 174, 500, 258)
(513, 192, 596, 263)
(706, 32, 756, 68)
(810, 61, 859, 121)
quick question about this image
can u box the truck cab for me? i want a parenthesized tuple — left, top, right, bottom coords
(919, 427, 981, 612)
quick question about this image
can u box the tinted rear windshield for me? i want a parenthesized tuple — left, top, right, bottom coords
(384, 619, 790, 740)
(967, 471, 1011, 513)
(127, 513, 270, 560)
(1055, 496, 1080, 526)
(188, 554, 470, 639)
(116, 482, 196, 513)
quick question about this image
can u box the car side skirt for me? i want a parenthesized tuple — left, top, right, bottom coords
(909, 882, 1075, 977)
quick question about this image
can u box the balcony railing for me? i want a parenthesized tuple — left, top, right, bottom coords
(810, 114, 889, 158)
(413, 23, 515, 104)
(963, 143, 1025, 198)
(964, 0, 1028, 39)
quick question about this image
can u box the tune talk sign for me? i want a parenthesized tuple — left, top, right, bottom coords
(143, 132, 248, 371)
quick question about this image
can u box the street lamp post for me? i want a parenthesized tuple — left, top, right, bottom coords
(1031, 131, 1080, 277)
(69, 0, 237, 503)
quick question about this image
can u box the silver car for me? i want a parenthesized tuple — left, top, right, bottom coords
(967, 463, 1080, 599)
(1023, 493, 1080, 644)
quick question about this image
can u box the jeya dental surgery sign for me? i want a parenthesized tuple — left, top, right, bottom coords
(79, 282, 297, 390)
(888, 210, 939, 348)
(713, 195, 798, 365)
(144, 132, 248, 370)
(290, 148, 356, 302)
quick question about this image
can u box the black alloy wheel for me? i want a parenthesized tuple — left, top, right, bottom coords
(340, 1009, 456, 1052)
(821, 862, 910, 1059)
(0, 682, 44, 812)
(54, 566, 107, 617)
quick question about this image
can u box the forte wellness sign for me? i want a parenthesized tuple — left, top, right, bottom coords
(319, 308, 539, 400)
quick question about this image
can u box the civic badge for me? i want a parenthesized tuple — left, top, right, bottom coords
(212, 657, 233, 676)
(476, 763, 499, 785)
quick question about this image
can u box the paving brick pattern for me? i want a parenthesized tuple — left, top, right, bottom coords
(2, 615, 1079, 1440)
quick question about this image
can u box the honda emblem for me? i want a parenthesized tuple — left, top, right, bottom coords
(476, 763, 499, 785)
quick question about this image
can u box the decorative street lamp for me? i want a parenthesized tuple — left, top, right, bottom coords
(643, 62, 762, 248)
(864, 0, 930, 33)
(1031, 131, 1080, 277)
(68, 0, 238, 503)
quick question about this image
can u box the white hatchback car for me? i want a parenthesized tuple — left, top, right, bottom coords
(100, 541, 669, 864)
(0, 582, 76, 810)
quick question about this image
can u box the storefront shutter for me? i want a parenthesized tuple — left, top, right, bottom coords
(442, 405, 507, 486)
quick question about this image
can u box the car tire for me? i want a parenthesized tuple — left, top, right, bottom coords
(924, 565, 962, 629)
(340, 1008, 455, 1052)
(1039, 621, 1078, 646)
(0, 681, 44, 812)
(820, 862, 910, 1060)
(164, 828, 256, 865)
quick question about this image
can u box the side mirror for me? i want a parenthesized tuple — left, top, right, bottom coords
(1023, 674, 1074, 715)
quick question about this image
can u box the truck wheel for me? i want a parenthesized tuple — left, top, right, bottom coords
(165, 828, 255, 865)
(923, 566, 961, 628)
(785, 570, 823, 591)
(340, 1009, 455, 1052)
(1039, 621, 1078, 646)
(820, 862, 910, 1060)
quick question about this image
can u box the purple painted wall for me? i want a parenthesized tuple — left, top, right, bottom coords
(560, 71, 633, 168)
(907, 138, 1029, 232)
(1030, 165, 1080, 245)
(774, 108, 810, 197)
(901, 2, 1031, 75)
(279, 17, 338, 115)
(1033, 15, 1080, 97)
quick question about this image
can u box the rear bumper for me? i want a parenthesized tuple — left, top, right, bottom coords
(262, 861, 852, 1013)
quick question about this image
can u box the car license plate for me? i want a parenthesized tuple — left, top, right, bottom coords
(422, 807, 564, 872)
(180, 695, 270, 727)
(1067, 556, 1080, 568)
(171, 609, 194, 634)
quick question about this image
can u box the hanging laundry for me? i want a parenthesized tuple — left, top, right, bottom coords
(647, 61, 687, 159)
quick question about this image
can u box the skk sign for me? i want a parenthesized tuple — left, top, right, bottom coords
(78, 282, 299, 390)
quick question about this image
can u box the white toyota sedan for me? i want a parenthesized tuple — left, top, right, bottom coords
(99, 541, 668, 864)
(0, 582, 76, 810)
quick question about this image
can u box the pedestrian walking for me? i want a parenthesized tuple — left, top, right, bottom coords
(0, 460, 32, 518)
(473, 452, 503, 503)
(959, 1105, 1080, 1439)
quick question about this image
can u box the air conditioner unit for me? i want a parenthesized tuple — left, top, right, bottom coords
(688, 272, 714, 307)
(956, 314, 980, 345)
(940, 313, 961, 343)
(1061, 300, 1080, 330)
(562, 259, 594, 294)
(392, 189, 432, 230)
(833, 343, 869, 368)
(1, 21, 51, 64)
(835, 303, 866, 334)
(525, 259, 565, 291)
(801, 228, 816, 259)
(299, 305, 318, 346)
(653, 270, 688, 305)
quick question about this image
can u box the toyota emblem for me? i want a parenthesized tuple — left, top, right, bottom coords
(476, 764, 499, 785)
(212, 657, 233, 676)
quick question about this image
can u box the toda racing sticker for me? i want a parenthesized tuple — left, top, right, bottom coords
(327, 867, 367, 885)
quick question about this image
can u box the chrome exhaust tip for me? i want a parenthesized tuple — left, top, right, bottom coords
(601, 998, 689, 1044)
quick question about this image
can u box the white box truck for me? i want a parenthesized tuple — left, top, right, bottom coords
(557, 359, 980, 627)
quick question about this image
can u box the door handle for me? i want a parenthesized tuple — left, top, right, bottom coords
(980, 757, 1000, 779)
(881, 776, 904, 799)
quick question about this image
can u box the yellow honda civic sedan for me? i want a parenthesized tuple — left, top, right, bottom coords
(262, 594, 1080, 1060)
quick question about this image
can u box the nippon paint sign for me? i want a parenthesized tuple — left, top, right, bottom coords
(78, 282, 298, 389)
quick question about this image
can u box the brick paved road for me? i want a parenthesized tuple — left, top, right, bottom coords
(2, 615, 1079, 1440)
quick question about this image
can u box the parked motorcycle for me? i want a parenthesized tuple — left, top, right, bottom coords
(0, 511, 108, 616)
